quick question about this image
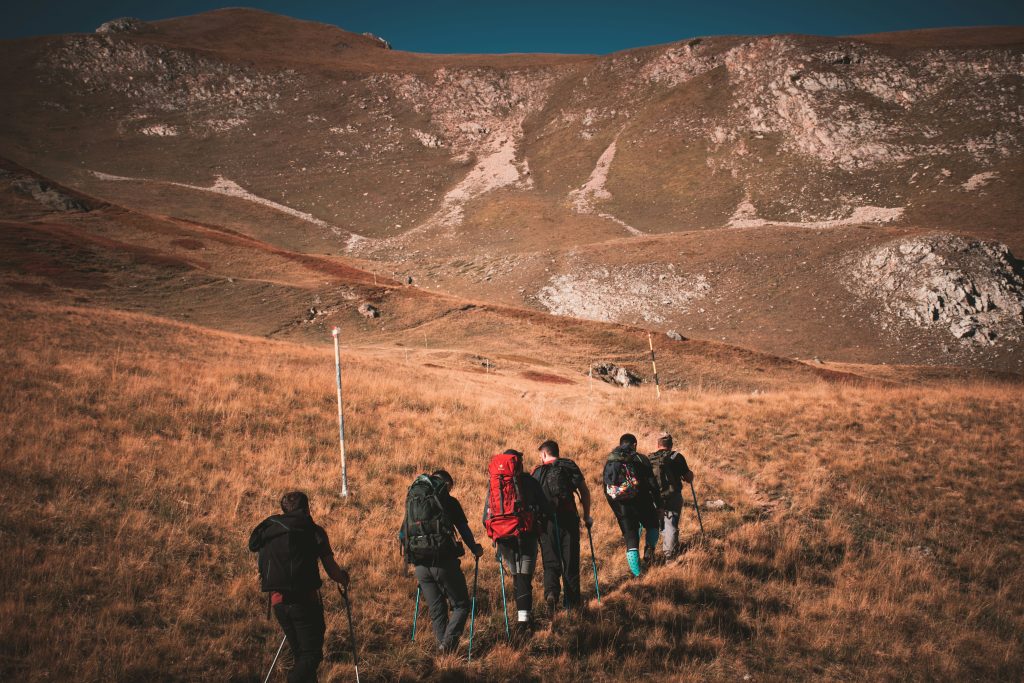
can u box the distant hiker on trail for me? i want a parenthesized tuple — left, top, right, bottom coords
(249, 491, 350, 683)
(532, 439, 592, 611)
(399, 469, 485, 653)
(648, 433, 695, 560)
(483, 449, 553, 639)
(603, 433, 662, 577)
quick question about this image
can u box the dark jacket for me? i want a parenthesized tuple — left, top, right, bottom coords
(249, 511, 330, 592)
(648, 448, 692, 507)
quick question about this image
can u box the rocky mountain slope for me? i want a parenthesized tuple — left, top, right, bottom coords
(0, 9, 1021, 371)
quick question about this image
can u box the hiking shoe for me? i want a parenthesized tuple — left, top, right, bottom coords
(545, 595, 558, 614)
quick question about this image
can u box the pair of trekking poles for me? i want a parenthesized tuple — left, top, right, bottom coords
(263, 586, 360, 683)
(410, 557, 484, 660)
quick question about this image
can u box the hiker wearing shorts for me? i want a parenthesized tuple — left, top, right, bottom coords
(249, 491, 350, 683)
(532, 439, 592, 611)
(483, 449, 553, 638)
(399, 469, 484, 653)
(603, 434, 662, 577)
(648, 433, 694, 560)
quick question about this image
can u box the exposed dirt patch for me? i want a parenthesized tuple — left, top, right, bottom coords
(521, 370, 575, 384)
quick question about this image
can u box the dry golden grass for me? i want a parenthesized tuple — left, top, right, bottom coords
(1, 297, 1022, 681)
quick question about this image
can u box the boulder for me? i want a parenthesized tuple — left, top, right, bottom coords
(591, 362, 641, 387)
(358, 303, 380, 319)
(666, 329, 684, 341)
(96, 18, 149, 34)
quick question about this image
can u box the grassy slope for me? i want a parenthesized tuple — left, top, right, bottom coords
(1, 296, 1021, 681)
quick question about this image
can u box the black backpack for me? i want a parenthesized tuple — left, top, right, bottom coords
(403, 474, 458, 563)
(250, 514, 322, 593)
(533, 460, 576, 513)
(648, 449, 679, 500)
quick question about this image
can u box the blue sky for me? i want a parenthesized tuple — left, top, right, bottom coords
(3, 0, 1022, 52)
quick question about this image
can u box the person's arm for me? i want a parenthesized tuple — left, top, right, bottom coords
(448, 497, 483, 557)
(569, 462, 593, 527)
(676, 452, 694, 484)
(317, 530, 350, 587)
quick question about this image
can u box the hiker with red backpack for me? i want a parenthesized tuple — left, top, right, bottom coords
(248, 491, 350, 683)
(603, 434, 662, 577)
(399, 469, 484, 654)
(483, 449, 553, 639)
(648, 433, 695, 560)
(532, 439, 592, 611)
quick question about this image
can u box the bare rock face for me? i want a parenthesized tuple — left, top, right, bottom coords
(847, 235, 1024, 346)
(591, 363, 642, 387)
(96, 18, 149, 35)
(357, 302, 380, 318)
(538, 264, 710, 324)
(11, 177, 88, 212)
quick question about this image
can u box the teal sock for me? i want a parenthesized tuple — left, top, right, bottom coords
(626, 548, 641, 577)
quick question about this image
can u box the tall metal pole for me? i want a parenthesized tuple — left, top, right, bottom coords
(648, 333, 661, 399)
(332, 327, 348, 497)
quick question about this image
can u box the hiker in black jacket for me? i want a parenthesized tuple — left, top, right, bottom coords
(603, 433, 662, 577)
(483, 449, 554, 637)
(399, 469, 484, 653)
(532, 439, 592, 611)
(249, 491, 350, 683)
(649, 433, 694, 560)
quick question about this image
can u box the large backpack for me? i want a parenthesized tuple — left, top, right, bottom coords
(252, 515, 322, 593)
(485, 452, 537, 540)
(604, 451, 641, 502)
(648, 449, 679, 500)
(402, 474, 458, 563)
(533, 460, 576, 514)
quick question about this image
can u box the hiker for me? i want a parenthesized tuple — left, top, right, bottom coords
(648, 433, 695, 560)
(532, 439, 592, 611)
(483, 449, 553, 638)
(248, 491, 350, 683)
(603, 433, 662, 576)
(399, 469, 485, 653)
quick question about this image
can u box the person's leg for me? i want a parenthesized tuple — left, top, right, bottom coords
(512, 534, 538, 628)
(662, 509, 680, 558)
(563, 522, 582, 607)
(438, 559, 471, 652)
(273, 602, 300, 676)
(538, 519, 562, 608)
(642, 506, 660, 566)
(283, 600, 325, 683)
(618, 507, 642, 576)
(414, 564, 450, 648)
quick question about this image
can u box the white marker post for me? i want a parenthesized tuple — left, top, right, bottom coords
(648, 332, 661, 399)
(331, 327, 349, 497)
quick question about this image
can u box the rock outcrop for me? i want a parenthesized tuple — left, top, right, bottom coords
(847, 235, 1024, 345)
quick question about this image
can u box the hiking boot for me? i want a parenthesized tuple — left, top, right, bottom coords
(545, 594, 558, 615)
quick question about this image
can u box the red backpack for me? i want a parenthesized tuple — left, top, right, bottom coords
(485, 451, 537, 540)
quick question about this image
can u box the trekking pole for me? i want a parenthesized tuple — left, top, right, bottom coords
(262, 635, 286, 683)
(331, 327, 349, 497)
(585, 524, 601, 604)
(497, 548, 510, 641)
(689, 481, 705, 537)
(338, 585, 361, 683)
(411, 585, 420, 641)
(647, 331, 663, 401)
(468, 556, 479, 661)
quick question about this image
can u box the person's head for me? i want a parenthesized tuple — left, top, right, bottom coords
(502, 449, 524, 472)
(658, 433, 673, 450)
(538, 440, 559, 462)
(280, 491, 310, 514)
(619, 433, 637, 451)
(432, 469, 454, 491)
